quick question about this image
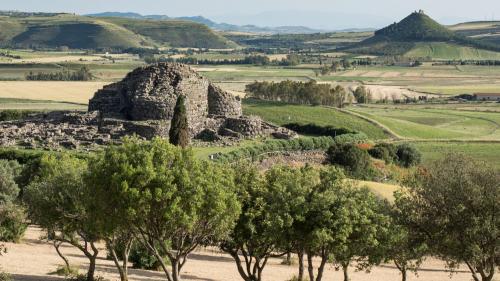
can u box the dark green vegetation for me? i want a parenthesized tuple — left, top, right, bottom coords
(26, 66, 93, 81)
(396, 154, 499, 281)
(0, 13, 236, 50)
(0, 137, 497, 281)
(242, 99, 388, 139)
(347, 11, 500, 58)
(245, 81, 349, 107)
(0, 160, 27, 244)
(168, 95, 189, 148)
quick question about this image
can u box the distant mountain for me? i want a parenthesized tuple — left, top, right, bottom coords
(0, 13, 237, 49)
(86, 12, 326, 34)
(346, 10, 500, 59)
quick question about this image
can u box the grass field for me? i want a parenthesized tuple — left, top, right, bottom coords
(348, 105, 500, 140)
(413, 141, 500, 169)
(243, 99, 389, 139)
(404, 42, 500, 60)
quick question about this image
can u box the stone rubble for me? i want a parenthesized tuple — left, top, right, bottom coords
(0, 63, 296, 150)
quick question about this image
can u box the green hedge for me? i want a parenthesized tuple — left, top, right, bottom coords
(213, 133, 368, 163)
(0, 110, 36, 122)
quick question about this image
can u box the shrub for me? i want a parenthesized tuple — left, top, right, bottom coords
(129, 243, 168, 271)
(52, 265, 79, 277)
(0, 110, 36, 122)
(283, 123, 355, 138)
(0, 160, 21, 203)
(333, 132, 369, 144)
(396, 144, 422, 168)
(369, 143, 398, 164)
(0, 272, 12, 281)
(327, 143, 377, 180)
(0, 203, 27, 242)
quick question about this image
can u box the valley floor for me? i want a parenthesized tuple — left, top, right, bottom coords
(0, 227, 475, 281)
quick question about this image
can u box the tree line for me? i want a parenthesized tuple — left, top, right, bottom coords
(0, 136, 497, 281)
(145, 54, 302, 67)
(245, 80, 353, 107)
(25, 66, 93, 81)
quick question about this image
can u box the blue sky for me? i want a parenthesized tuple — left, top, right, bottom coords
(1, 0, 499, 29)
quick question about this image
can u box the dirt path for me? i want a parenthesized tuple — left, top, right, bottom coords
(0, 227, 476, 281)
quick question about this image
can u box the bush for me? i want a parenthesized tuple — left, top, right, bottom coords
(333, 132, 369, 144)
(396, 143, 422, 168)
(52, 265, 79, 277)
(0, 110, 36, 122)
(283, 123, 355, 138)
(369, 143, 398, 164)
(129, 242, 169, 271)
(0, 272, 12, 281)
(0, 203, 27, 242)
(327, 143, 378, 180)
(0, 160, 21, 203)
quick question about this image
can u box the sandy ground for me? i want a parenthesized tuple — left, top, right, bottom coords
(0, 227, 476, 281)
(0, 81, 108, 104)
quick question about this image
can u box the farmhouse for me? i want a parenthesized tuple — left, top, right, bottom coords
(474, 93, 500, 101)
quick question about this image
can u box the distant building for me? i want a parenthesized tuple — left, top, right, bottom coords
(474, 93, 500, 101)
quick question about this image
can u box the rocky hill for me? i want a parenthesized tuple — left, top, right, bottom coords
(0, 13, 237, 50)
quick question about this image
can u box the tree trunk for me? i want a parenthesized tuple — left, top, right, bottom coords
(342, 264, 349, 281)
(87, 255, 96, 281)
(108, 238, 132, 281)
(171, 259, 181, 281)
(298, 251, 304, 281)
(307, 253, 314, 281)
(53, 241, 70, 270)
(286, 252, 292, 265)
(401, 269, 407, 281)
(315, 255, 327, 281)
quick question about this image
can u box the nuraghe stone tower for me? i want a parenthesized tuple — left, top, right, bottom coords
(0, 63, 295, 150)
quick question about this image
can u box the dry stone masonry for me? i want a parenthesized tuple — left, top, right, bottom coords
(0, 63, 296, 150)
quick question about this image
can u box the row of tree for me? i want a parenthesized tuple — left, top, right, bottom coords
(5, 137, 494, 281)
(245, 80, 352, 107)
(145, 54, 302, 67)
(25, 66, 93, 81)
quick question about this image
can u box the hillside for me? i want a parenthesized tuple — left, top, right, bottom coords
(0, 13, 237, 50)
(450, 21, 500, 45)
(347, 11, 500, 59)
(86, 12, 326, 34)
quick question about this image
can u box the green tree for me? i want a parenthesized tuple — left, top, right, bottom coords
(222, 164, 314, 281)
(25, 154, 100, 281)
(0, 160, 26, 243)
(328, 185, 390, 281)
(327, 143, 377, 180)
(396, 154, 499, 281)
(90, 137, 240, 281)
(384, 204, 428, 281)
(396, 143, 421, 167)
(169, 95, 190, 148)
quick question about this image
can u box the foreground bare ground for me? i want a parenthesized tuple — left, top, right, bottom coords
(0, 227, 476, 281)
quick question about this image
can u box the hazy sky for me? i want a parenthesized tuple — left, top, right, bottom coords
(1, 0, 499, 29)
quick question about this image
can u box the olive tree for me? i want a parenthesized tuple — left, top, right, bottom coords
(396, 154, 499, 281)
(89, 137, 240, 281)
(25, 154, 100, 281)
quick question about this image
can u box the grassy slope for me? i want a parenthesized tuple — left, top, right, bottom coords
(349, 107, 500, 140)
(0, 14, 236, 49)
(242, 99, 388, 139)
(404, 42, 500, 60)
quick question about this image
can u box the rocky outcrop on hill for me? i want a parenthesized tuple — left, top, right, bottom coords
(0, 63, 296, 150)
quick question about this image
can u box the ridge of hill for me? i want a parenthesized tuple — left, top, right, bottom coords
(0, 13, 237, 50)
(346, 11, 500, 59)
(86, 12, 326, 34)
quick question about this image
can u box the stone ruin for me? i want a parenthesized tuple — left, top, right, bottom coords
(0, 63, 296, 150)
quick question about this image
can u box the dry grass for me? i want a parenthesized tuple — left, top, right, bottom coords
(1, 226, 474, 281)
(0, 81, 107, 104)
